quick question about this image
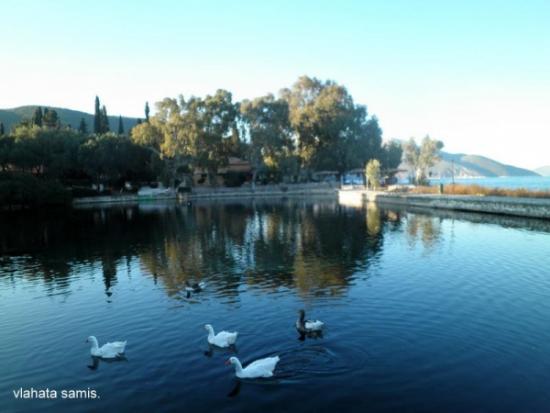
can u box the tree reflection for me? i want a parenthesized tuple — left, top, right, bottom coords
(0, 198, 389, 298)
(404, 213, 443, 249)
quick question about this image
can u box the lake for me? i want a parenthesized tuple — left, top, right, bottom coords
(2, 198, 550, 413)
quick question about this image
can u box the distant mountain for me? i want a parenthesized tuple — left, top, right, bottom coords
(400, 151, 539, 178)
(534, 165, 550, 177)
(0, 106, 140, 133)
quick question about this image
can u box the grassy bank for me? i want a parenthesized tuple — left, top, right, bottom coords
(409, 184, 550, 199)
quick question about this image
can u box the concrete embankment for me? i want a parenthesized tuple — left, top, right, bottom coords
(73, 183, 338, 206)
(189, 183, 337, 199)
(338, 190, 550, 219)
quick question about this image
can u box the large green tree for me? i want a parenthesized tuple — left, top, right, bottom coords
(380, 139, 403, 170)
(10, 125, 83, 178)
(131, 97, 192, 186)
(193, 90, 238, 184)
(79, 133, 153, 186)
(240, 94, 295, 185)
(281, 76, 382, 176)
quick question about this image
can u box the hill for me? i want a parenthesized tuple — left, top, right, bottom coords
(534, 165, 550, 177)
(0, 106, 140, 134)
(400, 151, 539, 178)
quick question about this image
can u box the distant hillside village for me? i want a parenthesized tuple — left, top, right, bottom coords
(0, 75, 539, 208)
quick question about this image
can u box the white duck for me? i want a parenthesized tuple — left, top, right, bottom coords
(226, 356, 280, 379)
(86, 336, 127, 358)
(204, 324, 238, 348)
(296, 309, 324, 333)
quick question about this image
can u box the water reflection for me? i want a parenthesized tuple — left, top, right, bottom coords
(87, 355, 128, 371)
(2, 199, 550, 302)
(0, 199, 387, 300)
(405, 213, 443, 249)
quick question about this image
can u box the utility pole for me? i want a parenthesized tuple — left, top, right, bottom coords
(451, 160, 455, 185)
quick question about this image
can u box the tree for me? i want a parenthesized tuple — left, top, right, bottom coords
(131, 98, 189, 186)
(79, 133, 154, 186)
(241, 94, 294, 186)
(100, 105, 110, 133)
(78, 118, 88, 134)
(365, 159, 381, 189)
(282, 76, 382, 177)
(117, 116, 124, 135)
(145, 101, 150, 122)
(0, 134, 14, 171)
(380, 140, 403, 170)
(94, 96, 101, 134)
(404, 135, 443, 184)
(42, 108, 59, 128)
(32, 107, 43, 127)
(0, 122, 4, 136)
(194, 90, 239, 184)
(10, 125, 84, 178)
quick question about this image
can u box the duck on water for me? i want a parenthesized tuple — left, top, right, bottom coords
(295, 309, 324, 335)
(226, 356, 280, 379)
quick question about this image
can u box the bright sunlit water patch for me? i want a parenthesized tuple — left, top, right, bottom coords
(1, 198, 550, 413)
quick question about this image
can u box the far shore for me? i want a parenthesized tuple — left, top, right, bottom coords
(67, 182, 550, 220)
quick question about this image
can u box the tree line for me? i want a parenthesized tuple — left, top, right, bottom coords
(0, 75, 446, 207)
(132, 75, 404, 187)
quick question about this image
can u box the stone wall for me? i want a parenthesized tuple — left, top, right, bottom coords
(338, 190, 550, 219)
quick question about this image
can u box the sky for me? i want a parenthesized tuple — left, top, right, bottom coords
(0, 0, 549, 170)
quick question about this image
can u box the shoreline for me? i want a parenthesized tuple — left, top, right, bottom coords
(339, 190, 550, 219)
(71, 183, 339, 206)
(70, 186, 550, 220)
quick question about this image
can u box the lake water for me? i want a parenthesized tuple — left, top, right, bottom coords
(429, 176, 550, 190)
(2, 198, 550, 413)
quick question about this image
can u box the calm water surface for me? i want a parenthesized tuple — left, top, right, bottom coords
(1, 198, 550, 413)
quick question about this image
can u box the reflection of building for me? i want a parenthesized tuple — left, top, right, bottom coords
(193, 157, 252, 187)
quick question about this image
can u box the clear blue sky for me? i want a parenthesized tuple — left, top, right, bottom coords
(1, 0, 549, 169)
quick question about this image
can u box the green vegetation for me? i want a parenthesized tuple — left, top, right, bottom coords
(0, 172, 70, 207)
(410, 184, 550, 199)
(0, 76, 405, 207)
(0, 106, 138, 134)
(132, 76, 402, 186)
(366, 159, 381, 189)
(0, 122, 157, 207)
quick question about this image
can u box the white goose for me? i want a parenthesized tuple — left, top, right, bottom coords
(86, 336, 127, 358)
(226, 356, 280, 379)
(296, 309, 324, 333)
(204, 324, 238, 348)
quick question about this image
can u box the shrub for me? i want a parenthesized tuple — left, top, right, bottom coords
(0, 172, 71, 208)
